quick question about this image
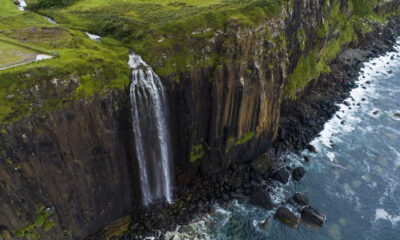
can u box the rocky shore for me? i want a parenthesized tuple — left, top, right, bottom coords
(93, 16, 400, 240)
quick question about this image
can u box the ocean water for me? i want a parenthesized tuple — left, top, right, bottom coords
(165, 39, 400, 240)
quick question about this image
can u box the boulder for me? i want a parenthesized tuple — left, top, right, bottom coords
(230, 192, 247, 199)
(272, 168, 289, 184)
(274, 207, 299, 229)
(292, 193, 309, 206)
(260, 216, 270, 231)
(307, 145, 317, 153)
(301, 206, 326, 228)
(292, 167, 306, 182)
(250, 188, 273, 210)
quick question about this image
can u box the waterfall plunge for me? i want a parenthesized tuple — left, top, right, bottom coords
(128, 52, 173, 206)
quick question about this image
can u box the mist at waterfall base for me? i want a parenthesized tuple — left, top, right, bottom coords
(128, 52, 173, 206)
(164, 41, 400, 239)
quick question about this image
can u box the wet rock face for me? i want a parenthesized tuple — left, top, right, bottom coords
(292, 167, 306, 182)
(272, 168, 289, 184)
(250, 188, 273, 210)
(292, 193, 309, 206)
(169, 18, 288, 174)
(301, 206, 326, 228)
(274, 207, 299, 229)
(0, 90, 140, 239)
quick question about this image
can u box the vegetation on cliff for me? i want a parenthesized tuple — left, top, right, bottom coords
(0, 0, 129, 123)
(1, 0, 399, 120)
(284, 0, 400, 98)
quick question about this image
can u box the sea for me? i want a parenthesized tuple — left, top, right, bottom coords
(161, 38, 400, 240)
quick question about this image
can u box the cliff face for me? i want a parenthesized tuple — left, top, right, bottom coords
(169, 0, 328, 176)
(169, 15, 287, 176)
(0, 91, 139, 239)
(0, 0, 399, 239)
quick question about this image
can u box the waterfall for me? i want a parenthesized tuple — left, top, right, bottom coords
(128, 52, 173, 206)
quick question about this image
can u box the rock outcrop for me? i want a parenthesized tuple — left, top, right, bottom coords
(0, 91, 139, 239)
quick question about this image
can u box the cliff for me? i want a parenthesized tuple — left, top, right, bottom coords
(1, 0, 400, 239)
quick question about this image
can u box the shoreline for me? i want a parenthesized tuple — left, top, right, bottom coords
(99, 16, 400, 240)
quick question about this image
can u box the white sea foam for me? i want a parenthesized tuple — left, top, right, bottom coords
(270, 185, 288, 205)
(311, 38, 400, 157)
(327, 152, 336, 162)
(375, 209, 400, 226)
(164, 219, 211, 240)
(160, 38, 400, 240)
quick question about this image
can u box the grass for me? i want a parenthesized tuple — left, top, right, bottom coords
(14, 205, 55, 239)
(0, 40, 41, 69)
(0, 0, 397, 122)
(0, 0, 23, 18)
(236, 131, 255, 145)
(283, 0, 394, 98)
(0, 2, 130, 123)
(33, 0, 283, 81)
(190, 144, 205, 163)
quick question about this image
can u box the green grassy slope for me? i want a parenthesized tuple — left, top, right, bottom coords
(1, 0, 398, 122)
(0, 0, 130, 123)
(38, 0, 283, 81)
(1, 0, 284, 123)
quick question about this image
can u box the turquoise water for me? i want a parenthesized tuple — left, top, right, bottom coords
(164, 39, 400, 240)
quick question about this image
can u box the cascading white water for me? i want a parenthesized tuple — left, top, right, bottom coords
(128, 52, 173, 206)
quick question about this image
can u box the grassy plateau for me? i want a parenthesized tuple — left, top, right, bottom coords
(0, 0, 399, 123)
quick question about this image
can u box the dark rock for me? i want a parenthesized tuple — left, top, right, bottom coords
(307, 145, 317, 153)
(230, 193, 248, 199)
(272, 168, 289, 184)
(308, 120, 316, 127)
(243, 183, 252, 189)
(0, 225, 7, 232)
(250, 188, 273, 210)
(292, 193, 309, 206)
(222, 193, 230, 201)
(250, 180, 258, 187)
(279, 128, 287, 140)
(260, 216, 270, 231)
(235, 188, 243, 193)
(211, 174, 216, 183)
(292, 167, 306, 182)
(274, 207, 299, 229)
(303, 156, 310, 162)
(301, 206, 326, 228)
(144, 221, 152, 230)
(130, 222, 139, 231)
